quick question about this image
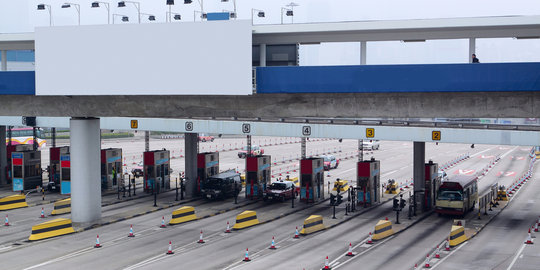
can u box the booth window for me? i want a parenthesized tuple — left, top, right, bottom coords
(13, 166, 23, 178)
(61, 168, 70, 180)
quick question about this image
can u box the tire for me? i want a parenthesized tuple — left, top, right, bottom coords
(211, 138, 214, 142)
(202, 139, 206, 142)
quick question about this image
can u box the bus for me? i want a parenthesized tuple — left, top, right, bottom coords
(435, 175, 478, 216)
(5, 127, 47, 147)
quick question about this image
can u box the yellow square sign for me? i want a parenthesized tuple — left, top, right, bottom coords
(432, 131, 441, 141)
(130, 120, 138, 129)
(366, 128, 375, 138)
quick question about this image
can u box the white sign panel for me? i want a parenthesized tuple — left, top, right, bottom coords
(35, 20, 252, 95)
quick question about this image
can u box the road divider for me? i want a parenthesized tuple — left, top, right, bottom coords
(372, 219, 394, 240)
(300, 215, 325, 235)
(51, 198, 71, 215)
(449, 225, 467, 247)
(0, 194, 28, 211)
(233, 210, 259, 230)
(28, 218, 75, 241)
(169, 206, 197, 225)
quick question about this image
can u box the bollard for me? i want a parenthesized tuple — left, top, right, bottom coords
(128, 176, 132, 197)
(345, 203, 349, 216)
(291, 185, 295, 208)
(153, 182, 157, 207)
(332, 204, 336, 219)
(175, 178, 179, 201)
(234, 182, 238, 204)
(123, 182, 126, 198)
(42, 188, 45, 201)
(132, 178, 136, 196)
(117, 184, 120, 200)
(180, 179, 184, 200)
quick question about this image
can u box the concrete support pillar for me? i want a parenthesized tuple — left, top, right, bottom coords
(51, 127, 56, 148)
(260, 44, 267, 67)
(468, 38, 476, 63)
(0, 126, 6, 186)
(184, 133, 198, 198)
(413, 141, 426, 213)
(358, 139, 363, 162)
(301, 137, 306, 159)
(360, 41, 367, 65)
(144, 131, 150, 152)
(70, 118, 101, 223)
(1, 50, 7, 71)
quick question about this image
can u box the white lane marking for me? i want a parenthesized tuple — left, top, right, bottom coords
(471, 148, 494, 158)
(332, 236, 395, 269)
(501, 146, 518, 159)
(381, 170, 398, 177)
(0, 246, 12, 252)
(430, 241, 469, 269)
(506, 243, 526, 270)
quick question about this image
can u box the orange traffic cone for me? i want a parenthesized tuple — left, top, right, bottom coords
(166, 241, 174, 255)
(225, 221, 231, 233)
(525, 228, 534, 244)
(367, 232, 373, 244)
(40, 208, 45, 218)
(198, 230, 205, 243)
(322, 256, 331, 269)
(294, 227, 300, 239)
(435, 245, 440, 258)
(94, 235, 102, 248)
(424, 254, 431, 268)
(345, 242, 354, 256)
(160, 216, 166, 228)
(4, 214, 9, 226)
(243, 248, 251, 262)
(269, 236, 276, 250)
(128, 225, 135, 237)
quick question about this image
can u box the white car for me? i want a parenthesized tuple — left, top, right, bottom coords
(362, 140, 380, 150)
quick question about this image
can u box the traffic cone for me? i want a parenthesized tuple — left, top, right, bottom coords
(435, 245, 440, 258)
(160, 216, 166, 228)
(535, 221, 539, 232)
(385, 217, 388, 221)
(525, 228, 534, 244)
(94, 235, 102, 248)
(445, 238, 450, 251)
(198, 230, 205, 243)
(4, 214, 9, 226)
(424, 254, 431, 268)
(414, 263, 418, 270)
(294, 227, 300, 238)
(225, 221, 231, 233)
(40, 208, 45, 218)
(345, 242, 354, 256)
(322, 256, 331, 270)
(269, 236, 276, 250)
(367, 232, 373, 244)
(166, 241, 174, 255)
(128, 225, 135, 237)
(532, 226, 537, 238)
(243, 248, 251, 262)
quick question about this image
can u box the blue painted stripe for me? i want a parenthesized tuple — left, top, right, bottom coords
(259, 163, 270, 171)
(206, 161, 218, 167)
(60, 155, 70, 161)
(107, 156, 121, 163)
(206, 12, 230, 21)
(0, 71, 35, 95)
(156, 158, 169, 165)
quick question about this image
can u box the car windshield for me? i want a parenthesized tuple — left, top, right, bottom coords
(269, 183, 288, 190)
(203, 178, 224, 189)
(242, 146, 259, 150)
(437, 190, 463, 201)
(322, 156, 331, 162)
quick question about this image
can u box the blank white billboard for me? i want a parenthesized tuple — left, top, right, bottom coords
(35, 20, 252, 95)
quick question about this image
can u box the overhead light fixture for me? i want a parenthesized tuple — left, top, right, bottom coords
(173, 14, 181, 20)
(514, 36, 540, 40)
(91, 2, 100, 7)
(229, 12, 236, 19)
(221, 0, 229, 2)
(184, 0, 192, 4)
(258, 11, 265, 17)
(402, 39, 426, 43)
(118, 1, 126, 7)
(37, 4, 46, 10)
(61, 4, 71, 8)
(148, 15, 155, 21)
(286, 10, 293, 16)
(166, 0, 174, 4)
(122, 16, 129, 22)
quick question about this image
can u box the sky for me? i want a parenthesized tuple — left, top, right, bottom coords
(1, 0, 540, 65)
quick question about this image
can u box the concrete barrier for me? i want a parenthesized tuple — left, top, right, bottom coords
(449, 225, 467, 247)
(169, 206, 197, 225)
(372, 220, 394, 240)
(28, 218, 75, 241)
(497, 190, 508, 201)
(0, 194, 28, 211)
(51, 198, 71, 215)
(232, 210, 259, 230)
(300, 215, 325, 235)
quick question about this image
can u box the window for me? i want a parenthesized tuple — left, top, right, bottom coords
(13, 166, 23, 178)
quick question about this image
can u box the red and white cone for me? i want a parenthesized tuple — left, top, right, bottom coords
(424, 254, 431, 268)
(128, 225, 135, 237)
(166, 241, 174, 255)
(40, 208, 45, 218)
(525, 228, 534, 244)
(160, 216, 166, 228)
(269, 236, 276, 250)
(322, 256, 331, 270)
(445, 239, 450, 251)
(535, 221, 539, 232)
(94, 235, 102, 248)
(345, 242, 354, 256)
(367, 232, 373, 244)
(198, 230, 205, 243)
(4, 214, 9, 226)
(435, 245, 440, 258)
(414, 263, 418, 270)
(293, 227, 300, 239)
(243, 248, 251, 262)
(225, 221, 231, 233)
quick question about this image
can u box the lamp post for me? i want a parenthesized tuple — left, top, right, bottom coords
(113, 14, 129, 24)
(118, 1, 141, 24)
(251, 8, 265, 25)
(37, 4, 52, 26)
(286, 2, 299, 24)
(193, 10, 206, 22)
(166, 0, 174, 22)
(221, 0, 236, 20)
(185, 0, 204, 18)
(140, 13, 156, 22)
(61, 3, 81, 25)
(280, 7, 292, 24)
(91, 1, 110, 24)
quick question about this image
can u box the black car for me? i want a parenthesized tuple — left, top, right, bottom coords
(201, 170, 242, 200)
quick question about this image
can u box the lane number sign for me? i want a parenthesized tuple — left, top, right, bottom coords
(302, 126, 311, 136)
(185, 122, 194, 131)
(432, 131, 441, 141)
(242, 123, 251, 134)
(366, 128, 375, 138)
(130, 120, 138, 129)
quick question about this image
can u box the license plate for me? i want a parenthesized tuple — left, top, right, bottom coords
(207, 195, 212, 199)
(268, 196, 273, 199)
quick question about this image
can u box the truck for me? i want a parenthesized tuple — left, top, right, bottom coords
(201, 170, 242, 200)
(237, 145, 264, 158)
(362, 140, 380, 150)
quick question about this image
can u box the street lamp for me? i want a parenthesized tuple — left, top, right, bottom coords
(251, 8, 265, 25)
(166, 0, 174, 22)
(185, 0, 204, 16)
(193, 10, 207, 22)
(118, 1, 141, 24)
(37, 4, 52, 26)
(141, 13, 156, 21)
(281, 2, 298, 24)
(221, 0, 236, 20)
(113, 13, 129, 24)
(61, 3, 81, 25)
(166, 12, 182, 21)
(91, 1, 110, 24)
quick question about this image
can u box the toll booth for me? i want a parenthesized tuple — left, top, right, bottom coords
(300, 158, 325, 203)
(49, 146, 69, 191)
(197, 152, 219, 195)
(424, 161, 440, 211)
(101, 148, 123, 191)
(245, 155, 271, 199)
(6, 144, 32, 184)
(356, 158, 381, 206)
(59, 147, 71, 194)
(11, 150, 42, 192)
(143, 150, 171, 192)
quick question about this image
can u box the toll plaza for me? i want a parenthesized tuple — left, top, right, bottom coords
(197, 152, 219, 195)
(356, 158, 381, 206)
(11, 150, 42, 191)
(300, 157, 325, 203)
(245, 155, 271, 199)
(143, 149, 171, 193)
(59, 147, 71, 195)
(6, 144, 32, 185)
(423, 160, 441, 211)
(49, 146, 69, 192)
(101, 148, 122, 191)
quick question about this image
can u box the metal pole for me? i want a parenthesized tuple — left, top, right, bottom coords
(396, 209, 400, 224)
(145, 131, 149, 152)
(51, 127, 56, 148)
(180, 178, 184, 200)
(153, 181, 157, 207)
(32, 127, 38, 151)
(359, 139, 363, 162)
(332, 204, 336, 219)
(133, 177, 136, 196)
(128, 175, 131, 197)
(301, 137, 306, 159)
(234, 182, 238, 204)
(175, 177, 179, 201)
(1, 50, 7, 71)
(291, 185, 295, 208)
